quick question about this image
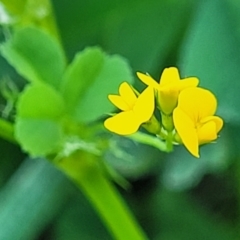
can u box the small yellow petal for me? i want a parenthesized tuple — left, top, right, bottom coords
(177, 77, 199, 90)
(200, 116, 223, 133)
(108, 95, 130, 111)
(136, 72, 159, 89)
(134, 87, 155, 122)
(173, 107, 199, 158)
(104, 111, 140, 135)
(119, 82, 137, 108)
(178, 87, 217, 122)
(197, 121, 218, 145)
(158, 86, 179, 114)
(159, 67, 180, 85)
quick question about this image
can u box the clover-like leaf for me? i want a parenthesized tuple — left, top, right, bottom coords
(61, 47, 134, 123)
(15, 83, 65, 156)
(17, 83, 65, 119)
(15, 119, 64, 157)
(0, 27, 65, 89)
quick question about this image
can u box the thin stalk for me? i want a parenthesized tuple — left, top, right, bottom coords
(1, 0, 64, 55)
(127, 131, 167, 152)
(23, 0, 64, 52)
(56, 151, 148, 240)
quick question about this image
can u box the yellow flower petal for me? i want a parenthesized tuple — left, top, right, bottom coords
(200, 116, 223, 133)
(159, 67, 180, 85)
(134, 87, 154, 122)
(173, 107, 199, 158)
(108, 95, 130, 111)
(119, 82, 137, 108)
(178, 87, 217, 121)
(177, 77, 199, 90)
(158, 86, 179, 114)
(197, 121, 218, 145)
(136, 72, 159, 89)
(104, 111, 140, 135)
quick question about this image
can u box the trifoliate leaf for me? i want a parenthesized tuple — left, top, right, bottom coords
(17, 83, 65, 119)
(15, 83, 65, 156)
(0, 27, 65, 89)
(61, 47, 134, 123)
(61, 47, 104, 113)
(15, 119, 64, 157)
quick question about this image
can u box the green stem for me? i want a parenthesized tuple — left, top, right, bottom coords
(1, 0, 64, 51)
(166, 131, 173, 152)
(24, 0, 64, 48)
(127, 131, 167, 152)
(78, 167, 147, 240)
(55, 151, 148, 240)
(0, 118, 16, 143)
(0, 0, 27, 16)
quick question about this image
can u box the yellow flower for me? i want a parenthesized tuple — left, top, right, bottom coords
(137, 67, 199, 114)
(173, 87, 223, 158)
(104, 82, 154, 135)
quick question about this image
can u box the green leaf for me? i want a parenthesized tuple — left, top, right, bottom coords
(61, 47, 134, 123)
(15, 83, 65, 156)
(53, 0, 195, 73)
(61, 47, 104, 112)
(0, 27, 65, 89)
(179, 0, 240, 124)
(15, 119, 63, 156)
(17, 83, 65, 119)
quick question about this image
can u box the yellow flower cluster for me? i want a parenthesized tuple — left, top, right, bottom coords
(104, 67, 223, 158)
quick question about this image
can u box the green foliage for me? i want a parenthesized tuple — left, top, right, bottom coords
(61, 47, 134, 123)
(15, 83, 65, 156)
(0, 27, 65, 89)
(0, 0, 240, 239)
(73, 53, 133, 123)
(15, 119, 64, 157)
(1, 27, 133, 156)
(179, 0, 240, 124)
(61, 47, 104, 114)
(17, 83, 65, 119)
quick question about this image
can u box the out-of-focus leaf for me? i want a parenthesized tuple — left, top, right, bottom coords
(161, 128, 231, 191)
(61, 47, 134, 123)
(0, 0, 26, 16)
(104, 135, 163, 179)
(17, 83, 65, 119)
(0, 139, 23, 187)
(179, 0, 240, 124)
(104, 0, 196, 73)
(0, 27, 65, 89)
(15, 119, 64, 157)
(154, 189, 237, 240)
(53, 0, 195, 73)
(53, 190, 111, 240)
(0, 158, 74, 240)
(61, 47, 104, 113)
(226, 0, 240, 43)
(15, 83, 65, 156)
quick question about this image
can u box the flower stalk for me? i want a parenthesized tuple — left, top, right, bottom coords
(55, 150, 148, 240)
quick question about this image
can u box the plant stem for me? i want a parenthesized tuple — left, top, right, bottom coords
(0, 118, 16, 143)
(55, 151, 148, 240)
(0, 0, 27, 16)
(1, 0, 64, 52)
(127, 131, 167, 152)
(23, 0, 64, 49)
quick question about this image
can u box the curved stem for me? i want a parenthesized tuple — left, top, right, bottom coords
(127, 131, 168, 152)
(1, 0, 64, 53)
(55, 151, 148, 240)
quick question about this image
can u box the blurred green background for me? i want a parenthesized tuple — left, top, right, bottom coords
(0, 0, 240, 239)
